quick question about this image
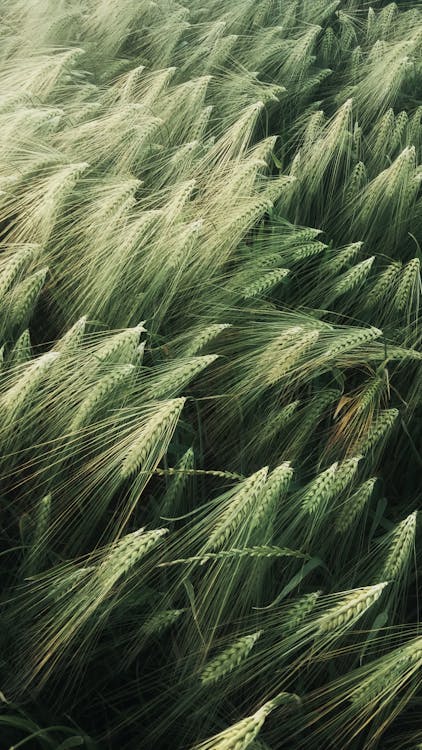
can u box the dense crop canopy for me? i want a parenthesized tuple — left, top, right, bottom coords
(0, 1, 421, 748)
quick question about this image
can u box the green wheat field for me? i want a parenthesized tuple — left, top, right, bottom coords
(0, 1, 421, 748)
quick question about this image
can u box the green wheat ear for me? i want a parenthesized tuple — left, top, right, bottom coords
(336, 478, 377, 533)
(69, 364, 135, 432)
(395, 258, 420, 314)
(120, 398, 186, 479)
(316, 583, 388, 635)
(96, 527, 169, 583)
(8, 329, 32, 366)
(284, 592, 321, 631)
(378, 511, 417, 583)
(241, 267, 289, 300)
(24, 494, 52, 576)
(207, 468, 269, 551)
(251, 462, 293, 532)
(200, 631, 262, 686)
(351, 635, 422, 708)
(301, 463, 338, 515)
(54, 316, 88, 353)
(358, 409, 399, 456)
(161, 447, 195, 516)
(0, 245, 38, 302)
(8, 267, 48, 333)
(2, 350, 60, 425)
(192, 692, 299, 750)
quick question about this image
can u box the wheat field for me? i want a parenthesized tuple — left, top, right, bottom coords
(0, 1, 421, 748)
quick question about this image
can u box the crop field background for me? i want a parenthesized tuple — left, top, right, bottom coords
(0, 1, 421, 748)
